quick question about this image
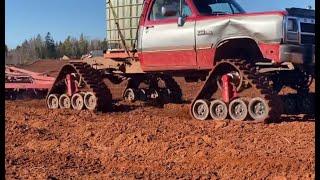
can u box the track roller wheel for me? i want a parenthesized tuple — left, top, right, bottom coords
(192, 99, 210, 121)
(59, 94, 71, 109)
(139, 89, 147, 101)
(47, 94, 60, 109)
(71, 93, 84, 110)
(210, 100, 228, 120)
(149, 89, 159, 99)
(248, 97, 269, 121)
(84, 92, 98, 110)
(229, 98, 248, 121)
(123, 88, 138, 102)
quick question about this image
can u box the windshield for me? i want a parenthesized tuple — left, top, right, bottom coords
(193, 0, 245, 15)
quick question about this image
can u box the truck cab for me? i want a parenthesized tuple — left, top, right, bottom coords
(137, 0, 315, 75)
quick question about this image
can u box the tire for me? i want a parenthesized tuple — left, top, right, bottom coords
(71, 93, 84, 110)
(248, 97, 269, 121)
(123, 88, 138, 102)
(59, 94, 71, 109)
(210, 99, 228, 120)
(47, 94, 60, 109)
(192, 99, 210, 121)
(84, 92, 98, 110)
(229, 98, 248, 121)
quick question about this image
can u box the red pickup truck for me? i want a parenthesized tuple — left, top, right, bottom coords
(47, 0, 315, 123)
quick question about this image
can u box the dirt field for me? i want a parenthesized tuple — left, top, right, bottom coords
(5, 61, 315, 179)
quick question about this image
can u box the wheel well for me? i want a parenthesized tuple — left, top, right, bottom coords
(214, 38, 263, 61)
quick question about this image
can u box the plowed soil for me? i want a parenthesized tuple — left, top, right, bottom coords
(5, 61, 315, 179)
(17, 60, 69, 77)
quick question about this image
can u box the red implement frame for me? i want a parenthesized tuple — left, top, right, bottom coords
(104, 49, 138, 59)
(5, 66, 55, 90)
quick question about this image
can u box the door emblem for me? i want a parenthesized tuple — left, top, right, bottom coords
(197, 30, 213, 36)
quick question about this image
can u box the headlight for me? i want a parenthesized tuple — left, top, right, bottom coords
(287, 18, 298, 32)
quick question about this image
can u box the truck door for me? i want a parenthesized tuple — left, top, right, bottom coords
(194, 0, 244, 69)
(140, 0, 197, 71)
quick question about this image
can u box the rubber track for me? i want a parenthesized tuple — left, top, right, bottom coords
(48, 62, 112, 111)
(160, 75, 183, 103)
(191, 59, 283, 123)
(124, 75, 183, 104)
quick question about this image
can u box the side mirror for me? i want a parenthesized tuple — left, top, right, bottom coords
(178, 16, 185, 26)
(161, 5, 178, 17)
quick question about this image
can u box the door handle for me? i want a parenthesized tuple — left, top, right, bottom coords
(146, 25, 154, 29)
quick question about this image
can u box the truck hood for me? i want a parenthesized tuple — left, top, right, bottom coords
(243, 11, 287, 17)
(286, 7, 315, 18)
(198, 11, 287, 20)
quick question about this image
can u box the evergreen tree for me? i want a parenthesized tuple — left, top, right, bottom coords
(45, 32, 56, 58)
(21, 40, 30, 62)
(79, 33, 89, 55)
(71, 38, 81, 58)
(63, 36, 73, 57)
(101, 39, 109, 51)
(15, 45, 23, 64)
(57, 41, 64, 58)
(35, 34, 45, 59)
(55, 42, 61, 58)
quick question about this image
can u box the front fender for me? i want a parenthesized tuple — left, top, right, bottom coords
(196, 13, 284, 49)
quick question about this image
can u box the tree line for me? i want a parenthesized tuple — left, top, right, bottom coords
(5, 32, 109, 65)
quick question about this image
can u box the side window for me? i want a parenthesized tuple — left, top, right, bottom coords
(182, 3, 192, 17)
(209, 3, 233, 14)
(149, 0, 191, 20)
(230, 4, 240, 14)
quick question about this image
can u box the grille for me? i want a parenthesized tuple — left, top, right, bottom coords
(300, 21, 315, 45)
(301, 34, 315, 45)
(300, 23, 315, 34)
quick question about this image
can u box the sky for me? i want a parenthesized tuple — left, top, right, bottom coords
(5, 0, 315, 49)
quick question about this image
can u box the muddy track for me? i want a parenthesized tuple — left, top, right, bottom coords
(190, 59, 282, 122)
(48, 62, 112, 111)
